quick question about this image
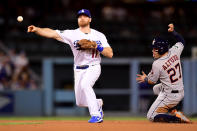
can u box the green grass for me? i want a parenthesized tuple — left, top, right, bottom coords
(0, 116, 147, 121)
(0, 116, 88, 121)
(0, 117, 146, 125)
(0, 122, 43, 125)
(0, 116, 196, 121)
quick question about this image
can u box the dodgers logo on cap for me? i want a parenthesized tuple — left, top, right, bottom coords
(77, 9, 91, 18)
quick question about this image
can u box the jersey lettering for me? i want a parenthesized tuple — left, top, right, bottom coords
(162, 55, 179, 70)
(96, 40, 102, 45)
(73, 40, 79, 47)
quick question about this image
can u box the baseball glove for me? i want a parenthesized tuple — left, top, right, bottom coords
(77, 39, 97, 50)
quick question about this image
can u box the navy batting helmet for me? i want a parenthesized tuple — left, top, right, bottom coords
(152, 36, 169, 55)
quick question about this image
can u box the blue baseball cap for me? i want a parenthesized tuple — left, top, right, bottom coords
(77, 9, 91, 18)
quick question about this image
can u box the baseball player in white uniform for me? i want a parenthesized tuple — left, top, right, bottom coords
(27, 9, 113, 123)
(136, 24, 191, 123)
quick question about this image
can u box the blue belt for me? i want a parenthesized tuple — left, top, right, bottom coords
(76, 65, 89, 69)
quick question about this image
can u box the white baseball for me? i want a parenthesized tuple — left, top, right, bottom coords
(17, 16, 23, 22)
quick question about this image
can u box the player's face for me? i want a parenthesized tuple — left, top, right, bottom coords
(78, 15, 91, 27)
(152, 48, 161, 59)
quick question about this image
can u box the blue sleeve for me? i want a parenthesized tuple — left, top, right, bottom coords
(139, 81, 153, 88)
(171, 31, 185, 46)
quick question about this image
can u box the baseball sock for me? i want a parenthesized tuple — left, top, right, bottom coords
(97, 99, 102, 109)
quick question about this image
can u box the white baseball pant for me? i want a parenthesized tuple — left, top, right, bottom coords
(74, 64, 102, 117)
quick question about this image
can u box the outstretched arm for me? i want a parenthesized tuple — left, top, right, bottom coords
(27, 25, 62, 41)
(168, 23, 185, 46)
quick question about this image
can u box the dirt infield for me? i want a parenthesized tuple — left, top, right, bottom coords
(0, 120, 197, 131)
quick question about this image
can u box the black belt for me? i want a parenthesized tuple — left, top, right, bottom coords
(76, 65, 89, 69)
(171, 90, 179, 93)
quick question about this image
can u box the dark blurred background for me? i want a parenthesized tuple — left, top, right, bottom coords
(0, 0, 197, 116)
(0, 0, 197, 58)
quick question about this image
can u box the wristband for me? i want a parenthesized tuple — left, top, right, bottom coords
(96, 41, 104, 52)
(144, 77, 148, 83)
(97, 45, 104, 52)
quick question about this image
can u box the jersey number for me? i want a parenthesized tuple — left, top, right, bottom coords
(92, 49, 98, 58)
(167, 63, 182, 83)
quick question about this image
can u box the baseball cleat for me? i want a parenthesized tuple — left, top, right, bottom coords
(88, 116, 103, 123)
(172, 110, 191, 123)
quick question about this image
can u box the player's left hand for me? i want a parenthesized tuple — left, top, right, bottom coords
(77, 39, 97, 49)
(168, 23, 174, 32)
(136, 71, 147, 83)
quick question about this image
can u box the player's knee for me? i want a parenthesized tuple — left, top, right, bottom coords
(80, 82, 88, 90)
(76, 101, 84, 107)
(80, 83, 90, 92)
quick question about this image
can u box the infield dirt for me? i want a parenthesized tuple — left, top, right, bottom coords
(0, 120, 196, 131)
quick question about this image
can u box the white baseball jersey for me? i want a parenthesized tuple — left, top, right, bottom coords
(148, 42, 184, 92)
(56, 28, 110, 66)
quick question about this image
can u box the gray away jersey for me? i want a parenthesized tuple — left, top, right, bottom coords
(148, 42, 184, 92)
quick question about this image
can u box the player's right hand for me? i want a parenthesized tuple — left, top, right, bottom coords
(27, 25, 37, 33)
(136, 71, 147, 83)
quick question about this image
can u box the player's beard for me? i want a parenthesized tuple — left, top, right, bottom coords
(78, 21, 89, 28)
